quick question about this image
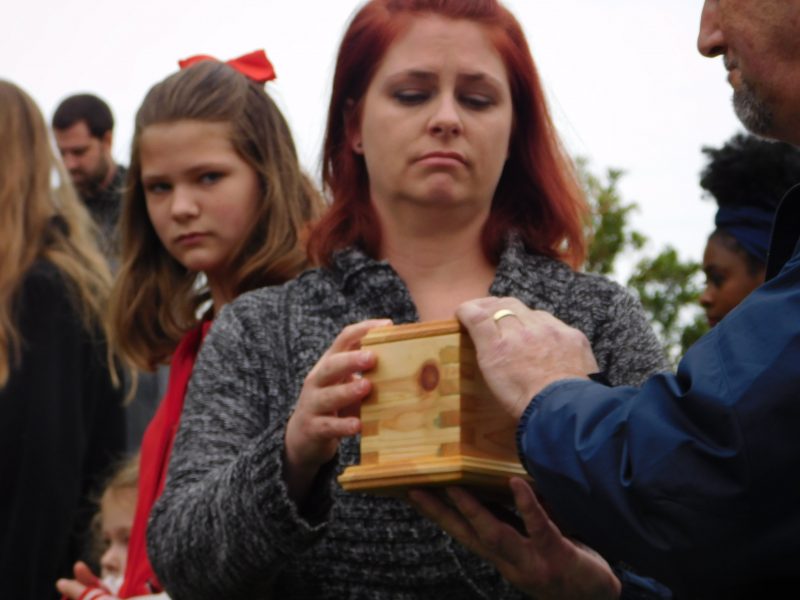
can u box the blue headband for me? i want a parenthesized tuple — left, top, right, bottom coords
(714, 205, 775, 264)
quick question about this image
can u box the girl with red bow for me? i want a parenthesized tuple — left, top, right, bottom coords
(56, 50, 322, 600)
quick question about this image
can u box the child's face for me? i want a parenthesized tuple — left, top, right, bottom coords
(139, 119, 261, 305)
(99, 488, 137, 584)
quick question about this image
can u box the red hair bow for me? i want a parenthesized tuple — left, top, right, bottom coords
(178, 49, 276, 83)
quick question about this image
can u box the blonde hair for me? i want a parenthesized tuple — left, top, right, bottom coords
(0, 80, 114, 388)
(90, 452, 140, 564)
(110, 61, 323, 370)
(101, 451, 140, 498)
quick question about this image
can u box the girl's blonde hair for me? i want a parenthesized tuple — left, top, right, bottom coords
(110, 61, 323, 370)
(101, 451, 140, 498)
(0, 80, 114, 388)
(90, 452, 140, 564)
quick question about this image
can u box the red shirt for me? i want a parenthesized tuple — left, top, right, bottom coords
(119, 322, 211, 597)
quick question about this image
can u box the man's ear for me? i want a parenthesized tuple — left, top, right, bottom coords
(101, 129, 113, 152)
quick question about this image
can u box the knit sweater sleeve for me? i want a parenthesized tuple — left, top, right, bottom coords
(146, 289, 330, 599)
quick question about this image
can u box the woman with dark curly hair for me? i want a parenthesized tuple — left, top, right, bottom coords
(699, 132, 800, 326)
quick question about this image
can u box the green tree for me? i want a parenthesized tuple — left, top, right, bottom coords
(579, 159, 709, 366)
(578, 158, 646, 275)
(627, 248, 708, 364)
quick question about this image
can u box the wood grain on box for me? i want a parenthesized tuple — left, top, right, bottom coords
(338, 319, 530, 495)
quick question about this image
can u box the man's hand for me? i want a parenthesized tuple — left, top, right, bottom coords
(456, 297, 599, 420)
(410, 478, 621, 600)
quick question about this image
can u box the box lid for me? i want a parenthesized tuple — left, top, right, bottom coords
(361, 318, 463, 346)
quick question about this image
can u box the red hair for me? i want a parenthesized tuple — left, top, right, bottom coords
(310, 0, 587, 269)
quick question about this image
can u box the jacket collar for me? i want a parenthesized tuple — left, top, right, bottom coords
(327, 236, 572, 320)
(766, 183, 800, 281)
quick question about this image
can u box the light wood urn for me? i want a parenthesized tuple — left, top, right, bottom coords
(337, 319, 530, 495)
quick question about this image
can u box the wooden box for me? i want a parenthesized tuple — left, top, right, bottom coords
(337, 319, 530, 495)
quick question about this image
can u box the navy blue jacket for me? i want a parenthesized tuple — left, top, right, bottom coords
(519, 185, 800, 598)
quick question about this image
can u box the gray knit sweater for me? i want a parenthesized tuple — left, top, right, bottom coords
(147, 240, 667, 599)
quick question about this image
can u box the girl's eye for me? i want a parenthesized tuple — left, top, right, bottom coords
(200, 172, 223, 185)
(145, 182, 171, 195)
(393, 90, 429, 105)
(705, 272, 724, 288)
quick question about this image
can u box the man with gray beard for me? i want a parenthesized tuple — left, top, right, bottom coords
(413, 1, 800, 598)
(724, 55, 774, 135)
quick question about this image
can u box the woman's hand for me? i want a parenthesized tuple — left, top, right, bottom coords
(284, 319, 391, 503)
(409, 478, 621, 600)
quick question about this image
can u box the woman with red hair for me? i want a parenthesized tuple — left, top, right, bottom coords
(148, 1, 666, 598)
(312, 0, 588, 269)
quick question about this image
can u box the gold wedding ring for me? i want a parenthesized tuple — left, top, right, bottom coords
(492, 308, 517, 323)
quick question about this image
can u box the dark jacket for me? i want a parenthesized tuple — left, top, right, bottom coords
(82, 164, 126, 262)
(518, 185, 800, 598)
(0, 261, 125, 599)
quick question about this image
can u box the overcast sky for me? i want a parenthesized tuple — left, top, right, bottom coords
(4, 0, 742, 277)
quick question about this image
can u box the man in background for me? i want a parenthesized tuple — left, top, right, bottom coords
(52, 93, 126, 260)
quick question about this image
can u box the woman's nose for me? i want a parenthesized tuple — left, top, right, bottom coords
(699, 285, 714, 308)
(428, 95, 463, 138)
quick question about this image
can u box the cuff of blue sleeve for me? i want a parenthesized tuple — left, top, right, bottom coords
(515, 378, 607, 475)
(612, 565, 674, 599)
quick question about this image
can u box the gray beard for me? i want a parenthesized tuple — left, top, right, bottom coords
(732, 82, 774, 137)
